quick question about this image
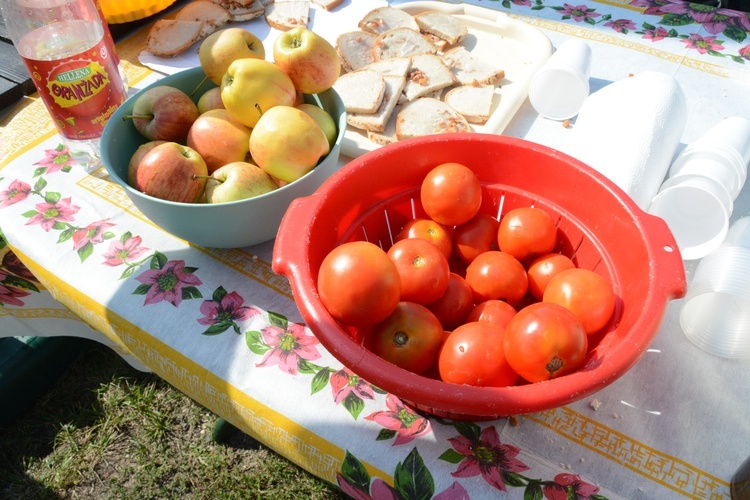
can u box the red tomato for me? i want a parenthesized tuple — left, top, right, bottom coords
(318, 241, 401, 326)
(420, 162, 482, 226)
(503, 302, 588, 383)
(543, 268, 616, 335)
(466, 299, 517, 330)
(396, 218, 453, 260)
(387, 238, 450, 305)
(426, 273, 474, 330)
(365, 302, 445, 374)
(526, 253, 576, 301)
(497, 207, 557, 261)
(438, 321, 518, 387)
(464, 251, 528, 305)
(453, 213, 499, 264)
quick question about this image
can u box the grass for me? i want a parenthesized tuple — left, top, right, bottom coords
(0, 340, 344, 499)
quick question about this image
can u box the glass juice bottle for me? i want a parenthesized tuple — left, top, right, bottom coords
(0, 0, 128, 172)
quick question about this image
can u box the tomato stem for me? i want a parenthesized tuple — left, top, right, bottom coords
(546, 356, 564, 377)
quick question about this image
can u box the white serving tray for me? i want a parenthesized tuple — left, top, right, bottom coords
(138, 1, 552, 158)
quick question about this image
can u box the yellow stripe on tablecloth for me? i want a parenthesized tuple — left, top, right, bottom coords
(0, 306, 81, 322)
(524, 407, 730, 498)
(7, 245, 391, 487)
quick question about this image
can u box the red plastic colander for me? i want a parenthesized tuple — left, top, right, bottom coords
(272, 133, 687, 421)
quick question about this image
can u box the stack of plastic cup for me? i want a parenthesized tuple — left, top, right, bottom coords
(648, 116, 750, 260)
(528, 39, 592, 121)
(679, 216, 750, 359)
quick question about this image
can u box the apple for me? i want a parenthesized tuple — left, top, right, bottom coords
(127, 140, 166, 187)
(297, 103, 337, 149)
(197, 87, 224, 114)
(133, 142, 208, 203)
(186, 109, 253, 174)
(273, 27, 341, 95)
(221, 58, 297, 128)
(202, 161, 279, 203)
(249, 105, 330, 183)
(199, 27, 266, 85)
(122, 86, 199, 143)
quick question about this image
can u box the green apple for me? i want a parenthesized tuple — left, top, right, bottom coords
(197, 87, 224, 114)
(273, 27, 341, 94)
(203, 161, 279, 203)
(221, 58, 297, 128)
(133, 142, 207, 203)
(296, 103, 337, 149)
(186, 109, 252, 174)
(249, 105, 330, 183)
(199, 27, 266, 86)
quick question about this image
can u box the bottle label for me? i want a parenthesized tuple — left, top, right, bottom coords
(23, 36, 126, 141)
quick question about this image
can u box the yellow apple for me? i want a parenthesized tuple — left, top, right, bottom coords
(199, 27, 266, 85)
(186, 109, 252, 174)
(204, 162, 279, 203)
(249, 105, 330, 183)
(197, 87, 224, 114)
(221, 58, 297, 128)
(297, 103, 337, 149)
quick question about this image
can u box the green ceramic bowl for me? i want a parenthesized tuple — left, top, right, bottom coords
(100, 66, 346, 248)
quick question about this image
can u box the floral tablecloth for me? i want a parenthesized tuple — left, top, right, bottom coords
(2, 1, 750, 498)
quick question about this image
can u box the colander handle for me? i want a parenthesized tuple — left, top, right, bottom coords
(272, 195, 319, 279)
(642, 212, 688, 300)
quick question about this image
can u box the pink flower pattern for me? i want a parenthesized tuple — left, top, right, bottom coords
(331, 368, 375, 404)
(25, 197, 79, 232)
(543, 473, 602, 499)
(365, 394, 431, 445)
(102, 235, 149, 266)
(0, 180, 31, 208)
(134, 259, 202, 307)
(255, 322, 321, 375)
(34, 145, 76, 174)
(72, 220, 115, 251)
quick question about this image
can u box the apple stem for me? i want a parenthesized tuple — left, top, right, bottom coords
(255, 103, 263, 118)
(121, 114, 154, 121)
(192, 174, 223, 184)
(191, 75, 210, 97)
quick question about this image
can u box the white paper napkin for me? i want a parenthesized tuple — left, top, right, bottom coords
(556, 71, 687, 210)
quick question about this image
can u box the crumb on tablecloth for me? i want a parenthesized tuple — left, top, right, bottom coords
(589, 399, 602, 411)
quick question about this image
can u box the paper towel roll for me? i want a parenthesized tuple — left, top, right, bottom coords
(558, 72, 687, 209)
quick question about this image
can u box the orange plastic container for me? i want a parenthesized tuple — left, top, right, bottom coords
(272, 134, 687, 421)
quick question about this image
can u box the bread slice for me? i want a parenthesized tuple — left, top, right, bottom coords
(348, 75, 407, 132)
(442, 46, 505, 86)
(372, 27, 438, 61)
(414, 11, 468, 46)
(265, 1, 310, 30)
(208, 0, 265, 21)
(336, 31, 378, 72)
(311, 0, 345, 11)
(368, 104, 401, 145)
(402, 53, 456, 102)
(176, 1, 231, 38)
(395, 98, 472, 140)
(333, 69, 385, 114)
(366, 56, 412, 78)
(444, 84, 495, 124)
(146, 19, 205, 57)
(358, 7, 420, 35)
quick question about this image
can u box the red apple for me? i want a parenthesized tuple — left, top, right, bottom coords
(123, 86, 200, 143)
(133, 142, 208, 203)
(186, 109, 253, 174)
(197, 87, 225, 114)
(204, 161, 279, 203)
(273, 27, 341, 95)
(127, 140, 167, 187)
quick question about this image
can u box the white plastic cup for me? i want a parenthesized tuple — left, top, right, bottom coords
(528, 39, 592, 121)
(649, 116, 750, 260)
(679, 216, 750, 359)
